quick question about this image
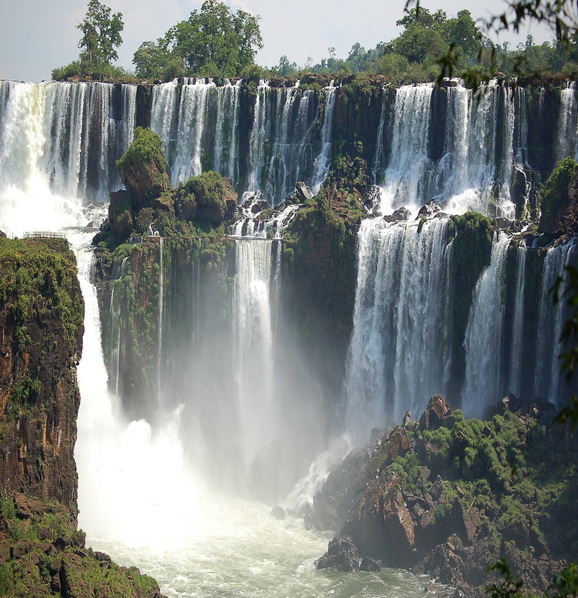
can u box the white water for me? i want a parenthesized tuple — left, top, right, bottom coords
(508, 246, 527, 397)
(462, 233, 511, 418)
(311, 82, 337, 194)
(2, 78, 578, 597)
(234, 239, 275, 468)
(344, 217, 451, 443)
(534, 242, 576, 401)
(374, 83, 517, 218)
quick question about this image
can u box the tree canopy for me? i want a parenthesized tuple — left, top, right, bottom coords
(77, 0, 124, 69)
(133, 0, 263, 79)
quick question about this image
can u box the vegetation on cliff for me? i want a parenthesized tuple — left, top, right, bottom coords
(539, 157, 578, 236)
(313, 395, 577, 596)
(94, 127, 236, 251)
(0, 237, 165, 597)
(0, 494, 162, 597)
(0, 238, 83, 509)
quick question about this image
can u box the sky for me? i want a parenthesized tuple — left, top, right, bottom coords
(0, 0, 555, 82)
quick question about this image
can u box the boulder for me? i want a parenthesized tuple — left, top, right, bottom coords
(360, 556, 382, 572)
(384, 207, 411, 222)
(116, 127, 171, 210)
(315, 535, 361, 571)
(419, 395, 455, 431)
(270, 506, 286, 520)
(417, 202, 441, 219)
(295, 182, 313, 203)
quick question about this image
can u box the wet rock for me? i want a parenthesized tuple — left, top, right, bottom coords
(315, 535, 361, 571)
(417, 202, 441, 219)
(384, 207, 411, 222)
(295, 181, 313, 202)
(360, 556, 382, 571)
(270, 505, 286, 520)
(419, 395, 455, 431)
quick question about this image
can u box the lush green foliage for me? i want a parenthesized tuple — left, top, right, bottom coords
(375, 408, 578, 565)
(541, 157, 578, 217)
(52, 0, 129, 81)
(77, 0, 124, 67)
(133, 0, 263, 79)
(0, 237, 83, 356)
(116, 126, 168, 173)
(0, 497, 158, 597)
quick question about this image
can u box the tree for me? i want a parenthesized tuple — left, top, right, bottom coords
(133, 41, 175, 80)
(77, 0, 124, 70)
(158, 0, 262, 77)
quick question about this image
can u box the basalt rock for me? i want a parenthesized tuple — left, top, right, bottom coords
(315, 535, 361, 571)
(312, 394, 577, 597)
(0, 237, 166, 598)
(116, 126, 172, 210)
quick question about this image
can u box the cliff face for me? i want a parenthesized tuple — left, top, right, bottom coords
(0, 237, 165, 598)
(0, 237, 84, 513)
(312, 396, 578, 597)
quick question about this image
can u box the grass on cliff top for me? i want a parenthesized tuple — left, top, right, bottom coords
(0, 237, 84, 353)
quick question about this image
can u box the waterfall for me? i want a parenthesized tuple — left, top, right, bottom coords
(534, 242, 576, 401)
(344, 217, 451, 443)
(0, 81, 136, 236)
(557, 83, 577, 163)
(311, 82, 337, 193)
(157, 238, 165, 408)
(371, 87, 388, 184)
(233, 239, 275, 468)
(150, 78, 241, 188)
(247, 82, 320, 204)
(378, 84, 433, 214)
(462, 233, 511, 418)
(508, 246, 527, 397)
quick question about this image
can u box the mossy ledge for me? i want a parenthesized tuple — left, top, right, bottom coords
(0, 237, 164, 598)
(311, 395, 578, 597)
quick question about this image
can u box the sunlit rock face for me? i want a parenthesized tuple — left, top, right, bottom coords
(0, 238, 83, 514)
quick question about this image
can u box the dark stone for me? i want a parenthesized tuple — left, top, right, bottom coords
(419, 395, 455, 431)
(295, 182, 313, 202)
(315, 535, 361, 571)
(270, 505, 286, 520)
(360, 556, 382, 571)
(417, 202, 441, 219)
(384, 207, 411, 222)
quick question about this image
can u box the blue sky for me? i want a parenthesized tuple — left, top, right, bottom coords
(0, 0, 554, 82)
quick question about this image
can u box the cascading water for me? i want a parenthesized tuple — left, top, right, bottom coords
(377, 84, 434, 214)
(556, 82, 577, 163)
(534, 242, 576, 400)
(373, 83, 518, 218)
(247, 81, 321, 203)
(311, 82, 337, 193)
(234, 239, 275, 468)
(150, 78, 241, 186)
(462, 233, 511, 418)
(344, 217, 452, 443)
(2, 77, 578, 597)
(508, 245, 527, 397)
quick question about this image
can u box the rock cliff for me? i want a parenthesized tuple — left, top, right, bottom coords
(312, 395, 577, 597)
(0, 236, 164, 598)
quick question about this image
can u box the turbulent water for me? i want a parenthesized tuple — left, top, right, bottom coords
(1, 77, 577, 597)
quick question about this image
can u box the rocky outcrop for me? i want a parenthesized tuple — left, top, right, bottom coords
(0, 237, 165, 598)
(116, 126, 172, 210)
(538, 157, 578, 237)
(0, 237, 83, 512)
(312, 395, 578, 597)
(0, 493, 164, 597)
